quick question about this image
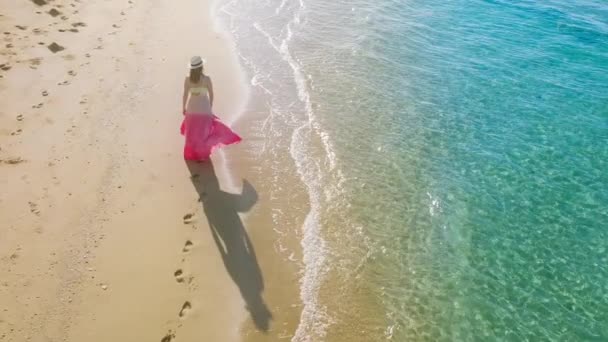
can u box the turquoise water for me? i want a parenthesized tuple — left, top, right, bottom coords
(219, 0, 608, 340)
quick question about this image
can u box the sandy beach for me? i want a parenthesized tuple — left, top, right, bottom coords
(0, 0, 303, 341)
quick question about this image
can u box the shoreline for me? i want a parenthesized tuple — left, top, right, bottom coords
(215, 0, 340, 339)
(215, 2, 307, 341)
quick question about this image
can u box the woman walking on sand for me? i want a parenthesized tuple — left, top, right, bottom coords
(181, 56, 241, 161)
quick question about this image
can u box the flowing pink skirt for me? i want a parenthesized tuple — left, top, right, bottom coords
(180, 113, 241, 161)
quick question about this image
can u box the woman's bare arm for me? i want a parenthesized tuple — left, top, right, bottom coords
(182, 77, 189, 114)
(207, 76, 214, 109)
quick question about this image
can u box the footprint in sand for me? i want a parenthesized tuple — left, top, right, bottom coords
(182, 240, 193, 253)
(174, 269, 184, 283)
(29, 201, 41, 215)
(48, 42, 65, 53)
(160, 331, 175, 342)
(32, 103, 43, 109)
(179, 301, 191, 318)
(2, 157, 25, 165)
(16, 114, 23, 121)
(48, 8, 61, 17)
(183, 213, 195, 224)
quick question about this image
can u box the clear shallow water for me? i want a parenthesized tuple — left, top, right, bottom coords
(219, 0, 608, 340)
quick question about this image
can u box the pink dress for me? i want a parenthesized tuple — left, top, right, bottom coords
(180, 113, 241, 161)
(181, 79, 241, 161)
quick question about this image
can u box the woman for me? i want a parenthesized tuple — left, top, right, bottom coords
(181, 56, 241, 161)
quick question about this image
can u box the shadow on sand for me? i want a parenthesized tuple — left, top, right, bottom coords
(186, 160, 272, 332)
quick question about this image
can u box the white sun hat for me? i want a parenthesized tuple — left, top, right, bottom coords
(189, 55, 205, 69)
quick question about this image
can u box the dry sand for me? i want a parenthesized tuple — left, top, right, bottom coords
(0, 0, 301, 341)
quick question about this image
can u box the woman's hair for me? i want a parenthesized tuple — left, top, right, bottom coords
(190, 66, 203, 83)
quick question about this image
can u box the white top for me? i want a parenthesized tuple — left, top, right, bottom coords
(185, 77, 211, 114)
